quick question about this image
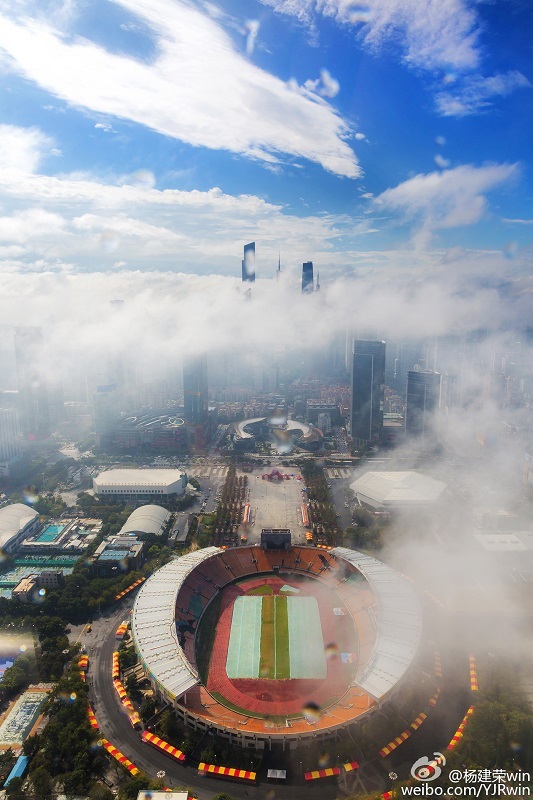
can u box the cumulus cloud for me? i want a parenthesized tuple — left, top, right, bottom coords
(0, 124, 55, 172)
(375, 163, 519, 243)
(0, 0, 359, 178)
(0, 127, 349, 272)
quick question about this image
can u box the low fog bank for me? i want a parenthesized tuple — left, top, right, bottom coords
(0, 262, 531, 384)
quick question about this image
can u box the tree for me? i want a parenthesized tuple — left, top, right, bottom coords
(1, 665, 28, 695)
(31, 765, 53, 800)
(5, 777, 25, 800)
(211, 794, 238, 800)
(140, 696, 156, 722)
(88, 785, 114, 800)
(158, 709, 173, 739)
(125, 673, 138, 696)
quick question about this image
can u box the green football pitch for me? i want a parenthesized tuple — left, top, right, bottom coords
(226, 594, 326, 680)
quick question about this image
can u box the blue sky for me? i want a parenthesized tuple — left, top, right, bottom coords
(0, 0, 531, 326)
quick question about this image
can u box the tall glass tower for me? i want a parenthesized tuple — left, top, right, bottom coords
(302, 261, 314, 293)
(351, 340, 386, 446)
(183, 355, 208, 424)
(242, 242, 256, 282)
(405, 369, 441, 438)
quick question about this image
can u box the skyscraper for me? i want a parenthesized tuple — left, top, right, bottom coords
(0, 407, 23, 478)
(405, 369, 441, 438)
(242, 242, 256, 282)
(351, 340, 386, 446)
(14, 326, 50, 440)
(183, 354, 208, 424)
(302, 261, 314, 293)
(0, 408, 21, 461)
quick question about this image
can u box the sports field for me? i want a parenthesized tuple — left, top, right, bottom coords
(226, 595, 326, 680)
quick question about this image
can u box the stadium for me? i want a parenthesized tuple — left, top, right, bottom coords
(131, 536, 422, 750)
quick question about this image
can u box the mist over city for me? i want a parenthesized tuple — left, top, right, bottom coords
(0, 0, 531, 798)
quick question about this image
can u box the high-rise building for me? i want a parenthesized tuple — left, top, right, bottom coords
(351, 340, 386, 446)
(183, 355, 208, 424)
(405, 369, 441, 438)
(93, 383, 122, 448)
(302, 261, 314, 294)
(242, 242, 256, 282)
(14, 327, 50, 440)
(0, 408, 21, 461)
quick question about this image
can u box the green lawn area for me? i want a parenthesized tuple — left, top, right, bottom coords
(274, 595, 290, 679)
(259, 595, 275, 678)
(258, 595, 290, 679)
(247, 584, 273, 595)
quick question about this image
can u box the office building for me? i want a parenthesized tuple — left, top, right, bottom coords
(13, 327, 50, 440)
(0, 407, 24, 478)
(0, 408, 21, 461)
(183, 354, 208, 424)
(302, 261, 314, 294)
(93, 383, 122, 448)
(91, 534, 145, 577)
(317, 412, 332, 434)
(405, 369, 441, 438)
(242, 242, 255, 282)
(350, 340, 386, 447)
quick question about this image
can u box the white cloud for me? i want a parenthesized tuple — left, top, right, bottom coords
(94, 122, 116, 133)
(304, 67, 340, 98)
(245, 19, 260, 55)
(435, 70, 531, 117)
(0, 126, 352, 271)
(262, 1, 530, 117)
(434, 154, 450, 169)
(0, 124, 54, 172)
(262, 0, 481, 71)
(375, 163, 519, 244)
(0, 247, 530, 384)
(0, 0, 359, 178)
(0, 208, 66, 243)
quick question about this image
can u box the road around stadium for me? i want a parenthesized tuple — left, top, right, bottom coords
(82, 596, 363, 800)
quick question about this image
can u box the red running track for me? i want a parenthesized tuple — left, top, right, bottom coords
(206, 574, 357, 717)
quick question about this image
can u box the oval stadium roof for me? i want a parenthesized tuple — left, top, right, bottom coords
(131, 547, 222, 701)
(119, 505, 171, 537)
(331, 547, 422, 701)
(0, 504, 39, 550)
